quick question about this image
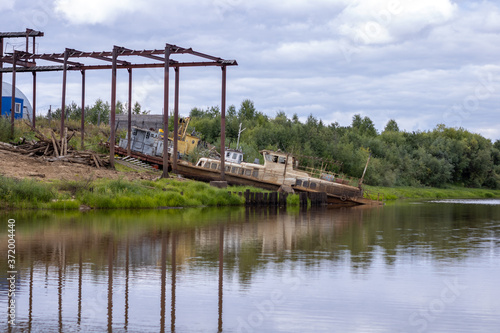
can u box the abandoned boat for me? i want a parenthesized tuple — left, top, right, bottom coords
(176, 149, 378, 205)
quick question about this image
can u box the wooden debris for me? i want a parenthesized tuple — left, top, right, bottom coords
(0, 128, 110, 168)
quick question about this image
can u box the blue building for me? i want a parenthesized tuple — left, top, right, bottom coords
(1, 96, 24, 119)
(1, 82, 32, 121)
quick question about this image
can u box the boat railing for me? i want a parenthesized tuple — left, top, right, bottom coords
(294, 165, 360, 187)
(294, 177, 362, 198)
(202, 160, 365, 195)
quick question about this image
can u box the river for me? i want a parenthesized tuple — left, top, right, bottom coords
(1, 199, 500, 332)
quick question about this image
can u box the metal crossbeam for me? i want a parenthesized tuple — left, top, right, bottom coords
(0, 48, 237, 68)
(0, 30, 44, 38)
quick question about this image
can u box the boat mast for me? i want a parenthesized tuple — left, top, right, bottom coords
(358, 152, 371, 188)
(236, 123, 246, 150)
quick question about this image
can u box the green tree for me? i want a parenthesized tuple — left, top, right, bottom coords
(238, 99, 256, 121)
(383, 119, 399, 132)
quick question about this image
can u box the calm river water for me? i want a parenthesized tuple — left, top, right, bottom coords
(1, 200, 500, 332)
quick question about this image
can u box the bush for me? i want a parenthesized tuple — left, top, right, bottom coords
(0, 175, 56, 206)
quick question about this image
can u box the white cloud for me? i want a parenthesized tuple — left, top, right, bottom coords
(334, 0, 458, 45)
(54, 0, 144, 24)
(4, 0, 500, 141)
(0, 0, 15, 10)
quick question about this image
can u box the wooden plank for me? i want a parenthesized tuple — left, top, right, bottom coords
(50, 131, 61, 156)
(50, 134, 59, 157)
(92, 154, 100, 168)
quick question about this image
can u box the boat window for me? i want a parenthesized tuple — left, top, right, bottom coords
(278, 156, 286, 164)
(240, 168, 245, 175)
(303, 181, 309, 188)
(225, 166, 230, 172)
(245, 169, 252, 176)
(265, 154, 273, 162)
(226, 152, 231, 158)
(252, 169, 259, 178)
(211, 163, 218, 170)
(296, 179, 302, 187)
(232, 153, 238, 159)
(231, 167, 238, 174)
(239, 155, 243, 163)
(310, 182, 317, 190)
(204, 161, 211, 168)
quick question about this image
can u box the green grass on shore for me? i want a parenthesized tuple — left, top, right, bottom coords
(0, 174, 303, 210)
(364, 185, 500, 201)
(4, 173, 499, 210)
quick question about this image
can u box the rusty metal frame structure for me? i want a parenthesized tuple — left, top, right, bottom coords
(0, 30, 237, 179)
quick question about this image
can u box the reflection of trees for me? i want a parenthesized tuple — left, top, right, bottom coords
(2, 203, 499, 284)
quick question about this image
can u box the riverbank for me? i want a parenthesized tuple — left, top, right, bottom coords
(365, 185, 500, 201)
(2, 140, 499, 208)
(0, 174, 244, 210)
(2, 171, 499, 210)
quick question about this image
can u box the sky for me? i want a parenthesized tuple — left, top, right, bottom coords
(1, 0, 500, 141)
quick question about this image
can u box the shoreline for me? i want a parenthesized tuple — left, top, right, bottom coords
(1, 172, 499, 210)
(364, 185, 500, 201)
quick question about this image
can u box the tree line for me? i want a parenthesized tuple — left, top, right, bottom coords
(47, 99, 150, 125)
(189, 99, 500, 189)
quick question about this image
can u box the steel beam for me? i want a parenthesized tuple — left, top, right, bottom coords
(173, 67, 179, 174)
(11, 52, 16, 138)
(127, 68, 132, 155)
(162, 45, 170, 178)
(220, 65, 227, 181)
(0, 61, 236, 73)
(81, 70, 85, 150)
(0, 30, 44, 38)
(110, 46, 118, 168)
(32, 71, 36, 128)
(61, 50, 68, 139)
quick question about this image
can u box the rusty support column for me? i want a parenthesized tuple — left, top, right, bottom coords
(220, 65, 227, 181)
(80, 70, 85, 150)
(25, 29, 29, 53)
(162, 45, 170, 178)
(10, 51, 16, 138)
(173, 67, 179, 174)
(31, 33, 37, 128)
(110, 46, 118, 168)
(32, 71, 36, 128)
(61, 49, 68, 137)
(127, 68, 132, 155)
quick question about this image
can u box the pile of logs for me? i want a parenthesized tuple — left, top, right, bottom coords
(0, 127, 110, 168)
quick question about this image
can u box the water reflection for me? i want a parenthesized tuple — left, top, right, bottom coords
(1, 202, 500, 332)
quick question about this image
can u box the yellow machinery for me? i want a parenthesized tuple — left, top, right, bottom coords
(159, 117, 200, 157)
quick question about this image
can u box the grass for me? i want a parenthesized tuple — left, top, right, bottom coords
(0, 175, 57, 209)
(364, 185, 500, 201)
(3, 171, 498, 210)
(70, 178, 246, 209)
(0, 171, 307, 210)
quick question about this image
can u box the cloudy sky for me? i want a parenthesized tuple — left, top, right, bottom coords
(1, 0, 500, 140)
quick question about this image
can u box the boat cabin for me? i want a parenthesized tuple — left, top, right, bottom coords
(261, 150, 300, 174)
(224, 149, 243, 164)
